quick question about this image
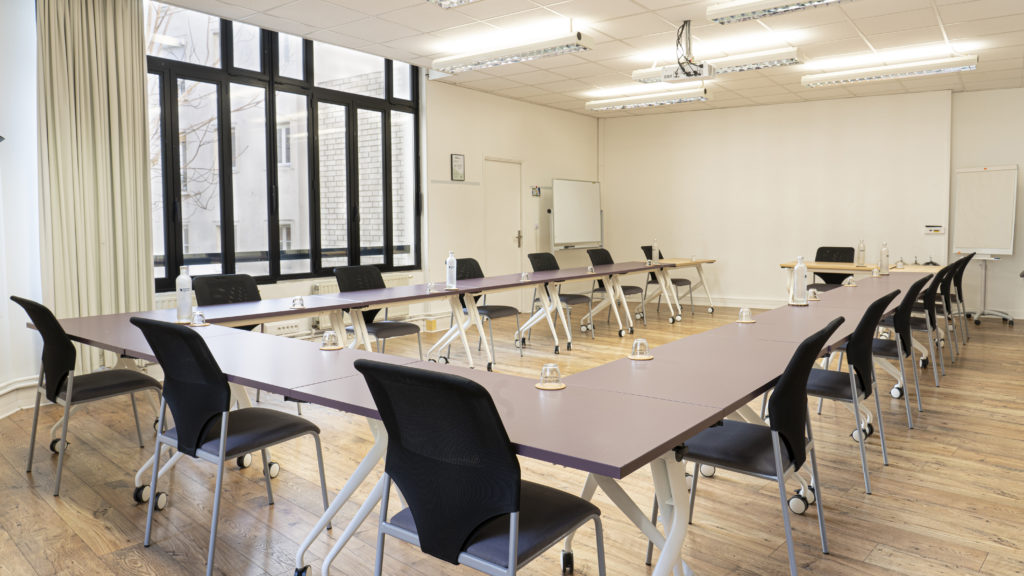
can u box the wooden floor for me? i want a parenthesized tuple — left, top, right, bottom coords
(2, 305, 1023, 575)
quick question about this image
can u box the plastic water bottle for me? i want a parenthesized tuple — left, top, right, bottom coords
(175, 266, 192, 323)
(856, 240, 866, 267)
(792, 256, 808, 305)
(445, 251, 457, 289)
(652, 238, 659, 264)
(879, 242, 890, 275)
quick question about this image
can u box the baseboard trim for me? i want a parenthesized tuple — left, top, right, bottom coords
(0, 376, 38, 420)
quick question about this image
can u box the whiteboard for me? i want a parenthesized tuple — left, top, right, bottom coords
(552, 179, 601, 247)
(953, 166, 1018, 255)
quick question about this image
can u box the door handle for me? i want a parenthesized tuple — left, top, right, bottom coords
(515, 230, 523, 248)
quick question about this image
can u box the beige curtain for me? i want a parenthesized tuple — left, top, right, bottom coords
(37, 0, 152, 369)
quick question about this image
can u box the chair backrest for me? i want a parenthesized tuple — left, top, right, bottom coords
(640, 245, 663, 283)
(814, 246, 855, 285)
(10, 296, 76, 403)
(193, 274, 261, 306)
(130, 317, 231, 458)
(767, 316, 845, 472)
(919, 267, 946, 327)
(587, 249, 614, 290)
(527, 252, 560, 273)
(193, 274, 261, 332)
(938, 262, 957, 312)
(952, 252, 975, 303)
(891, 274, 932, 357)
(845, 290, 901, 398)
(354, 359, 521, 565)
(334, 265, 386, 324)
(455, 258, 486, 307)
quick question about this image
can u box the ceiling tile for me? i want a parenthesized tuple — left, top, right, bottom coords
(329, 17, 420, 43)
(503, 68, 567, 84)
(545, 0, 646, 22)
(378, 2, 478, 33)
(266, 0, 363, 28)
(325, 0, 420, 16)
(854, 8, 938, 36)
(591, 13, 676, 39)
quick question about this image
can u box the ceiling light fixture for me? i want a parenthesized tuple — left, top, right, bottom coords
(801, 55, 977, 87)
(431, 32, 589, 74)
(632, 63, 715, 83)
(710, 46, 803, 74)
(425, 0, 484, 7)
(707, 0, 847, 24)
(585, 87, 708, 111)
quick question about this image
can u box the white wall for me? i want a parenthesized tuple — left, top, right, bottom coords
(422, 81, 598, 312)
(951, 88, 1024, 319)
(599, 91, 952, 308)
(0, 0, 42, 417)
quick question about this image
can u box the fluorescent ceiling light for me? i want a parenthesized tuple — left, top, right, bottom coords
(707, 0, 846, 24)
(584, 80, 705, 99)
(709, 47, 803, 74)
(425, 0, 483, 7)
(431, 32, 589, 74)
(585, 88, 708, 111)
(801, 55, 977, 87)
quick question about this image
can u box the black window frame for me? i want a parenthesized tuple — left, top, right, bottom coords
(148, 9, 421, 292)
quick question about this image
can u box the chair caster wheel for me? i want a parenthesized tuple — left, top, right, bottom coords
(49, 439, 66, 454)
(618, 329, 626, 337)
(439, 356, 450, 364)
(890, 386, 904, 399)
(707, 307, 715, 314)
(486, 362, 493, 372)
(265, 461, 281, 479)
(635, 312, 644, 320)
(788, 494, 809, 515)
(629, 327, 634, 334)
(974, 319, 981, 326)
(561, 551, 574, 574)
(153, 491, 168, 511)
(237, 453, 253, 469)
(133, 484, 150, 504)
(153, 418, 159, 431)
(566, 342, 572, 351)
(920, 357, 929, 369)
(668, 316, 676, 324)
(294, 566, 310, 576)
(675, 314, 682, 322)
(851, 423, 874, 442)
(554, 345, 559, 355)
(699, 464, 716, 478)
(1010, 320, 1015, 327)
(580, 324, 588, 333)
(799, 485, 816, 505)
(521, 337, 527, 348)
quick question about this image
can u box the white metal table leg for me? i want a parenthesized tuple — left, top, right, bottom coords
(695, 264, 715, 313)
(349, 308, 374, 352)
(609, 275, 635, 333)
(462, 295, 493, 369)
(534, 284, 563, 353)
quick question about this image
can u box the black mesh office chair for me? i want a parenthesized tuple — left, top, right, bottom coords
(354, 359, 606, 576)
(334, 266, 423, 360)
(673, 317, 844, 576)
(807, 290, 900, 495)
(12, 296, 162, 497)
(640, 245, 693, 317)
(130, 317, 330, 576)
(586, 248, 646, 327)
(807, 246, 855, 292)
(904, 264, 953, 379)
(936, 265, 961, 362)
(951, 253, 975, 343)
(450, 258, 521, 363)
(527, 252, 594, 340)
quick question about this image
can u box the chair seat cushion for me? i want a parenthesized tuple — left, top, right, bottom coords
(883, 316, 929, 331)
(59, 369, 160, 404)
(806, 283, 842, 292)
(389, 480, 600, 569)
(619, 285, 643, 296)
(870, 338, 904, 359)
(670, 278, 692, 287)
(366, 321, 420, 339)
(681, 420, 790, 478)
(558, 293, 590, 306)
(166, 407, 320, 459)
(806, 368, 857, 401)
(475, 305, 519, 320)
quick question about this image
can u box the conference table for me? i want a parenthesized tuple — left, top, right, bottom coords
(639, 258, 718, 317)
(780, 259, 878, 292)
(53, 269, 926, 576)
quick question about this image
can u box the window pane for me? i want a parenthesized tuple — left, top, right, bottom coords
(275, 92, 310, 273)
(144, 1, 220, 68)
(232, 22, 261, 71)
(148, 73, 166, 279)
(357, 109, 384, 265)
(391, 111, 415, 266)
(231, 84, 269, 276)
(318, 103, 348, 269)
(178, 79, 222, 275)
(314, 43, 384, 98)
(393, 61, 412, 101)
(278, 33, 304, 80)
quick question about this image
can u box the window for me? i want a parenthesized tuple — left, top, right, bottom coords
(276, 122, 291, 166)
(146, 0, 420, 290)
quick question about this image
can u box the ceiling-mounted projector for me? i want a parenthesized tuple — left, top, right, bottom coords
(632, 62, 715, 83)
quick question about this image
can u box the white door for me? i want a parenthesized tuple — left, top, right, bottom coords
(483, 159, 524, 309)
